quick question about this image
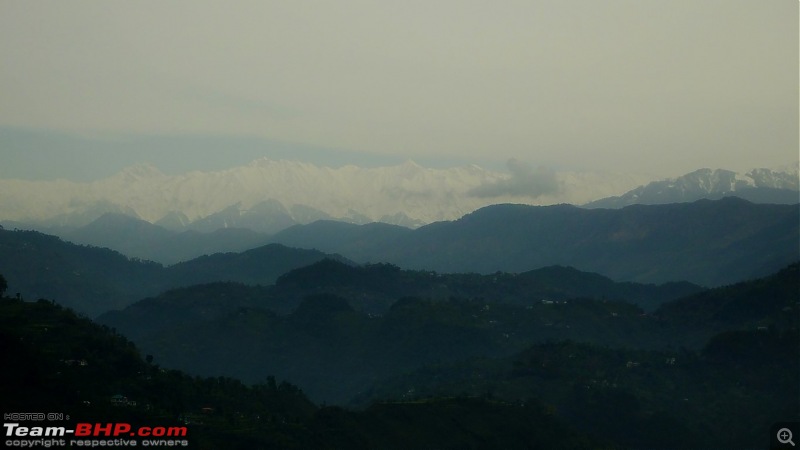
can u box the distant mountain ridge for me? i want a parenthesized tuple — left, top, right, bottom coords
(1, 221, 703, 318)
(63, 212, 274, 264)
(271, 197, 799, 286)
(97, 259, 701, 346)
(0, 228, 345, 316)
(267, 258, 702, 314)
(585, 167, 799, 208)
(0, 158, 651, 230)
(2, 160, 795, 238)
(9, 220, 672, 316)
(3, 197, 795, 291)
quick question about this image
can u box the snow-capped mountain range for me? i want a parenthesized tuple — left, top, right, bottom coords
(0, 158, 647, 230)
(0, 158, 796, 233)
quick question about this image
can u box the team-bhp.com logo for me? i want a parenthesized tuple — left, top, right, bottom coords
(5, 422, 188, 447)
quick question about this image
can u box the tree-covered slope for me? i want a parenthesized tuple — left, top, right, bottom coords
(0, 228, 165, 315)
(0, 228, 344, 316)
(374, 198, 798, 286)
(1, 296, 606, 450)
(359, 331, 798, 450)
(97, 262, 798, 407)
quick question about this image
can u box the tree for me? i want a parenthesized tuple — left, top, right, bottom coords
(0, 274, 7, 298)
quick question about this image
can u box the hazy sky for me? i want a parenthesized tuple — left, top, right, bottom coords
(1, 0, 797, 181)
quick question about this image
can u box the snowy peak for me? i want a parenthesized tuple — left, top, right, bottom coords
(183, 200, 312, 234)
(155, 211, 191, 231)
(747, 167, 799, 190)
(585, 167, 799, 208)
(4, 158, 793, 232)
(670, 169, 744, 193)
(0, 158, 578, 228)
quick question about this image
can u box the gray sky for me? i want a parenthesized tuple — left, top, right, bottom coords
(1, 0, 797, 180)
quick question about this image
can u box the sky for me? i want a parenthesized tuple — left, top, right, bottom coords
(0, 0, 797, 181)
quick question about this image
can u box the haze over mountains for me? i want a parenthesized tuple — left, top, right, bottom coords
(0, 158, 639, 229)
(1, 162, 797, 449)
(1, 197, 797, 319)
(2, 158, 796, 234)
(1, 157, 797, 319)
(3, 1, 797, 447)
(275, 198, 799, 286)
(10, 197, 791, 286)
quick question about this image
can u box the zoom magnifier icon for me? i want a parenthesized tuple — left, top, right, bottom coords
(778, 428, 795, 447)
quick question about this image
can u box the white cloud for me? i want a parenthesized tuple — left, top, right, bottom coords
(469, 159, 560, 198)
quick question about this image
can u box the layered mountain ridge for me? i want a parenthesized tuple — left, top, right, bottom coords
(586, 167, 798, 208)
(0, 158, 651, 229)
(1, 198, 796, 319)
(2, 159, 796, 234)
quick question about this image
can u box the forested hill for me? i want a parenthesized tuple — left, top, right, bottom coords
(97, 262, 797, 406)
(359, 329, 799, 450)
(12, 261, 793, 448)
(2, 196, 797, 319)
(0, 228, 345, 316)
(0, 229, 164, 314)
(98, 258, 703, 344)
(0, 226, 701, 317)
(653, 262, 800, 344)
(270, 258, 702, 313)
(0, 296, 607, 450)
(272, 197, 799, 286)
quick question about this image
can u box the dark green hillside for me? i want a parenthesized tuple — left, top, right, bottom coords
(98, 262, 798, 409)
(509, 265, 701, 311)
(0, 296, 318, 449)
(64, 212, 274, 265)
(0, 228, 165, 315)
(354, 264, 800, 448)
(308, 398, 608, 450)
(165, 244, 352, 288)
(656, 262, 799, 329)
(0, 228, 345, 316)
(361, 331, 799, 450)
(370, 198, 799, 286)
(4, 196, 794, 318)
(272, 258, 701, 314)
(99, 258, 700, 345)
(6, 261, 798, 449)
(653, 262, 799, 348)
(116, 292, 689, 404)
(270, 219, 411, 262)
(1, 295, 604, 449)
(64, 212, 176, 260)
(98, 282, 276, 341)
